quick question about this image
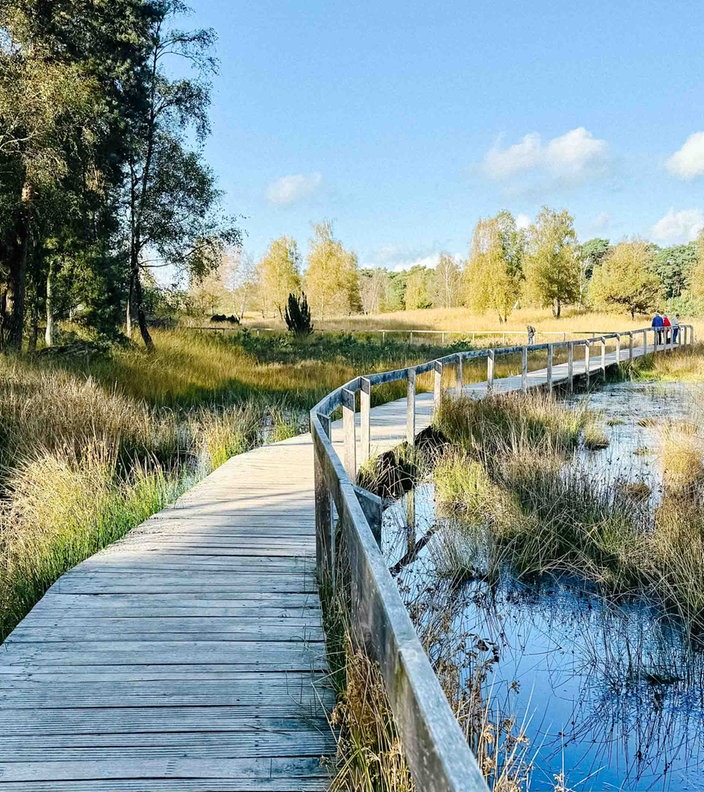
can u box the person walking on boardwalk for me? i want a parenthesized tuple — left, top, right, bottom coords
(527, 325, 536, 345)
(652, 311, 664, 345)
(672, 313, 680, 344)
(663, 313, 672, 344)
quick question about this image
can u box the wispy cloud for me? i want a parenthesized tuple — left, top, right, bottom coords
(265, 172, 323, 206)
(650, 208, 704, 245)
(482, 127, 610, 189)
(666, 132, 704, 180)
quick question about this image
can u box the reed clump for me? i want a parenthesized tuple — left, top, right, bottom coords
(433, 388, 704, 641)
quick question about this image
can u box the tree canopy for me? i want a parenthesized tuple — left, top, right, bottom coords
(589, 240, 663, 318)
(524, 207, 579, 318)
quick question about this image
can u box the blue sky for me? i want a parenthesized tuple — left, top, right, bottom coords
(188, 0, 704, 269)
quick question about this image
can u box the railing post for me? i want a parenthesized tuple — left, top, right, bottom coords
(360, 377, 371, 467)
(341, 387, 356, 480)
(599, 336, 606, 378)
(409, 331, 413, 345)
(521, 346, 528, 393)
(487, 350, 495, 393)
(456, 354, 463, 395)
(406, 368, 416, 445)
(642, 329, 648, 355)
(354, 485, 383, 547)
(434, 361, 443, 410)
(313, 414, 334, 593)
(546, 344, 553, 390)
(584, 341, 591, 389)
(567, 341, 574, 392)
(627, 331, 633, 362)
(615, 334, 621, 365)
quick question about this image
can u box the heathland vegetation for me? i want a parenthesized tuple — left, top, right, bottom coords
(0, 330, 466, 640)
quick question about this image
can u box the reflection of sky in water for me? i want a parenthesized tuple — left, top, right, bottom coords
(383, 381, 704, 792)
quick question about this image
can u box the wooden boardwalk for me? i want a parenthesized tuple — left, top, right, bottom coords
(0, 341, 649, 789)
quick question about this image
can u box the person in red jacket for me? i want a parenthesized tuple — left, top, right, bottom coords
(663, 314, 672, 344)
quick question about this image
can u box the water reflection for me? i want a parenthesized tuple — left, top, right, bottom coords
(383, 381, 704, 791)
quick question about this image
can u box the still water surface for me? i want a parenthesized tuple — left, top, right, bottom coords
(383, 381, 704, 791)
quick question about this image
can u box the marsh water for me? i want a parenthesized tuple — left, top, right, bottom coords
(383, 381, 704, 792)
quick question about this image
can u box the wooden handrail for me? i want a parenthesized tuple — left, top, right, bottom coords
(309, 325, 693, 792)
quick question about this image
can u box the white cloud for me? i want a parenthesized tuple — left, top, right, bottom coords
(591, 211, 611, 232)
(482, 127, 609, 186)
(515, 213, 532, 230)
(666, 132, 704, 180)
(650, 208, 704, 245)
(265, 172, 322, 206)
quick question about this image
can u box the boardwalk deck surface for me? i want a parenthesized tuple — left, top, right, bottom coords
(0, 342, 650, 789)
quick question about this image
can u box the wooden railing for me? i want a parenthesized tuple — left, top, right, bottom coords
(309, 324, 693, 792)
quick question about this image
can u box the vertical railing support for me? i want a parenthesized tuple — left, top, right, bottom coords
(627, 331, 633, 363)
(341, 387, 356, 480)
(434, 361, 443, 410)
(487, 350, 495, 393)
(584, 341, 591, 389)
(406, 368, 416, 445)
(615, 334, 621, 365)
(599, 336, 606, 378)
(567, 342, 574, 392)
(521, 346, 528, 393)
(360, 377, 371, 467)
(642, 329, 648, 356)
(313, 414, 334, 592)
(354, 485, 383, 547)
(546, 344, 553, 390)
(456, 354, 464, 395)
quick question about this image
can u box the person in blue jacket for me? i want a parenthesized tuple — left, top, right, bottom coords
(652, 311, 664, 345)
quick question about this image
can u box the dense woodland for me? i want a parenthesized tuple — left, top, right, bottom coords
(0, 0, 237, 352)
(2, 2, 704, 354)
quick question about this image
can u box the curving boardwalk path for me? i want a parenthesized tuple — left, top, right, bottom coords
(0, 341, 650, 789)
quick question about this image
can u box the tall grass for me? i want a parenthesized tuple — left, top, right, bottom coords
(0, 328, 463, 642)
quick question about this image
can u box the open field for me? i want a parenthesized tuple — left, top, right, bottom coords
(241, 306, 704, 341)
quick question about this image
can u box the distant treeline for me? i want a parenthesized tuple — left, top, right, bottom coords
(188, 210, 704, 324)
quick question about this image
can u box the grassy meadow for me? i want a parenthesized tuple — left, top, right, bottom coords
(246, 305, 704, 342)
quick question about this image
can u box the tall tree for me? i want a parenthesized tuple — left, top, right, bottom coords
(524, 207, 579, 318)
(304, 222, 361, 319)
(432, 254, 462, 309)
(256, 236, 301, 317)
(0, 0, 155, 349)
(359, 267, 391, 314)
(122, 0, 238, 349)
(464, 213, 524, 322)
(404, 265, 433, 310)
(654, 243, 697, 299)
(589, 240, 662, 318)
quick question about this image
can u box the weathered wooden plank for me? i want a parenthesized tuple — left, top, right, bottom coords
(0, 756, 329, 783)
(0, 709, 331, 736)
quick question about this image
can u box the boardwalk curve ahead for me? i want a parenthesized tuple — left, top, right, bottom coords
(0, 326, 690, 790)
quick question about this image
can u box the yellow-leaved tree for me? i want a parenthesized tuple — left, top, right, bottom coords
(589, 240, 662, 318)
(464, 212, 524, 322)
(304, 222, 361, 319)
(256, 237, 302, 318)
(524, 207, 579, 318)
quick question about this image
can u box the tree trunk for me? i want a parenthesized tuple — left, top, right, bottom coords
(45, 263, 54, 347)
(132, 264, 153, 351)
(6, 182, 33, 352)
(553, 298, 561, 318)
(28, 300, 39, 353)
